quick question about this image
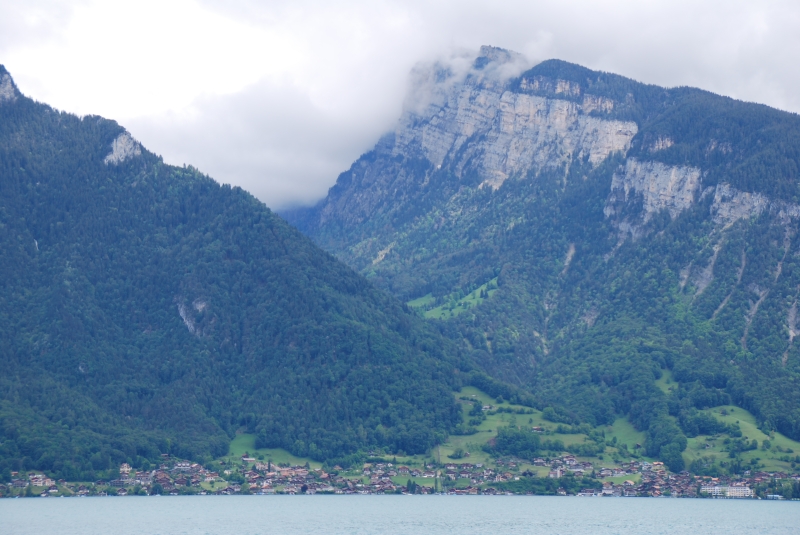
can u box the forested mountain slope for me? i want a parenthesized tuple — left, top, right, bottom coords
(0, 66, 467, 481)
(287, 46, 800, 457)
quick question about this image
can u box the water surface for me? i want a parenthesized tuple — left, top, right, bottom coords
(2, 495, 797, 535)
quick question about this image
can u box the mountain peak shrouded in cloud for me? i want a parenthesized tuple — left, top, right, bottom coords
(403, 45, 531, 117)
(288, 50, 800, 460)
(3, 1, 800, 211)
(475, 45, 526, 68)
(120, 45, 534, 211)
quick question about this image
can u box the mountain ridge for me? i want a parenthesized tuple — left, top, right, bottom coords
(285, 47, 800, 455)
(0, 66, 476, 480)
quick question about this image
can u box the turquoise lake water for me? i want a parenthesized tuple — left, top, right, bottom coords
(1, 495, 797, 534)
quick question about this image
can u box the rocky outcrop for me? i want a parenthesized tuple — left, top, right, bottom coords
(0, 73, 17, 104)
(606, 161, 800, 238)
(784, 299, 798, 366)
(605, 159, 702, 236)
(710, 183, 800, 227)
(649, 136, 674, 152)
(177, 302, 199, 336)
(393, 49, 637, 190)
(304, 48, 639, 232)
(104, 132, 142, 165)
(692, 243, 722, 297)
(710, 183, 769, 226)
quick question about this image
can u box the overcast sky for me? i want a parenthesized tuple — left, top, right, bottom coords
(2, 0, 799, 210)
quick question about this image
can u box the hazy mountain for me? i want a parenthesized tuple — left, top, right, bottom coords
(287, 46, 800, 446)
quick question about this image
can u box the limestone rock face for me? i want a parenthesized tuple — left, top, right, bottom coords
(605, 159, 702, 237)
(710, 183, 769, 226)
(607, 159, 702, 220)
(309, 47, 638, 231)
(710, 182, 800, 227)
(292, 46, 800, 289)
(0, 73, 18, 104)
(104, 132, 142, 165)
(293, 48, 800, 260)
(605, 160, 800, 238)
(393, 54, 637, 190)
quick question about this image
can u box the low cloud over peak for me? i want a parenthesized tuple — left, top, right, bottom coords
(2, 1, 799, 210)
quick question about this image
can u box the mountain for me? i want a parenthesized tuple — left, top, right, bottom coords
(0, 66, 470, 481)
(286, 46, 800, 456)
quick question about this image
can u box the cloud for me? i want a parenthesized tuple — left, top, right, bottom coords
(0, 1, 81, 51)
(403, 46, 531, 117)
(126, 78, 387, 207)
(2, 0, 800, 209)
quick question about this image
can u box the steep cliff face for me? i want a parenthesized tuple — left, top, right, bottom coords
(711, 183, 769, 226)
(605, 158, 800, 240)
(393, 61, 637, 190)
(605, 159, 702, 238)
(288, 48, 800, 442)
(0, 69, 17, 103)
(104, 132, 142, 165)
(310, 47, 637, 231)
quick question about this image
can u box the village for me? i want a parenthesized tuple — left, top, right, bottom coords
(2, 452, 797, 499)
(4, 388, 800, 500)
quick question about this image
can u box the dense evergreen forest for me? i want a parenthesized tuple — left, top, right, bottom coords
(0, 66, 472, 481)
(5, 48, 800, 479)
(287, 51, 800, 469)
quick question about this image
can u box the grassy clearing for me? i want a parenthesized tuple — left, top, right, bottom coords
(527, 466, 551, 477)
(407, 278, 499, 320)
(199, 480, 228, 491)
(457, 386, 547, 427)
(457, 386, 495, 405)
(654, 369, 676, 394)
(439, 387, 598, 466)
(680, 405, 800, 472)
(442, 388, 671, 471)
(437, 387, 540, 465)
(407, 294, 435, 309)
(604, 473, 641, 485)
(390, 476, 437, 487)
(603, 417, 646, 450)
(223, 433, 322, 468)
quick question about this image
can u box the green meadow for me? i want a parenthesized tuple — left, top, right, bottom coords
(682, 405, 800, 472)
(223, 433, 322, 469)
(214, 387, 800, 480)
(408, 278, 498, 320)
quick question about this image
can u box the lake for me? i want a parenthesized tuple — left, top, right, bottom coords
(1, 495, 797, 535)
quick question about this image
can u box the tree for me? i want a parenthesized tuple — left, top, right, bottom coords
(659, 443, 685, 473)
